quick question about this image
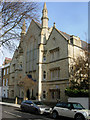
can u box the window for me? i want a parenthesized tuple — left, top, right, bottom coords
(3, 79, 5, 86)
(50, 47, 59, 61)
(70, 38, 73, 44)
(56, 103, 63, 107)
(72, 103, 84, 109)
(7, 68, 9, 74)
(50, 68, 60, 80)
(43, 56, 46, 61)
(6, 79, 8, 86)
(43, 71, 46, 80)
(4, 69, 5, 75)
(43, 91, 46, 99)
(20, 63, 22, 69)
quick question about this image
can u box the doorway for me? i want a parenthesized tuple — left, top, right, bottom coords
(27, 89, 30, 100)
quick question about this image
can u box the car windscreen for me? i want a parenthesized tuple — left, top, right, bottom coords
(72, 103, 85, 110)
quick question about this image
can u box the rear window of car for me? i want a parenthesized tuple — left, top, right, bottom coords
(56, 103, 67, 108)
(56, 103, 72, 108)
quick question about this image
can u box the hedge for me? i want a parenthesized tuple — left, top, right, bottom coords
(65, 88, 89, 97)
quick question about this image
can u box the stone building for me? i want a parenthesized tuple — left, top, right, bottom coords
(9, 3, 88, 102)
(2, 58, 11, 98)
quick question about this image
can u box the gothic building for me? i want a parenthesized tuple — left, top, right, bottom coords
(9, 3, 87, 102)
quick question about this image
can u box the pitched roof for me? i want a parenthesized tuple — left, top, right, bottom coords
(34, 20, 71, 40)
(60, 31, 71, 40)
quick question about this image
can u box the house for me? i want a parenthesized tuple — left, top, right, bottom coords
(2, 58, 11, 98)
(9, 3, 87, 102)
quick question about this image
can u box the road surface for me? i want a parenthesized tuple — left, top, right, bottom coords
(1, 105, 72, 120)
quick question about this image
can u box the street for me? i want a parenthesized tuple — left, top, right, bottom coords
(1, 105, 53, 120)
(1, 105, 73, 120)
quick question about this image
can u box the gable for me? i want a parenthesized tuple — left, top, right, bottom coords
(46, 28, 68, 60)
(26, 20, 41, 40)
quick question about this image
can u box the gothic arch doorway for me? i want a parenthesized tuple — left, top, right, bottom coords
(27, 89, 30, 100)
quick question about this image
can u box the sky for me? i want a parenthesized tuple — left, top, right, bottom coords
(0, 2, 88, 66)
(40, 2, 88, 40)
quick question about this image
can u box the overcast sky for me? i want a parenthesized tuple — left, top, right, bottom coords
(0, 2, 88, 66)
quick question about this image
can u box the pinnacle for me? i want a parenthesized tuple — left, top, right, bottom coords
(43, 2, 47, 10)
(21, 20, 26, 34)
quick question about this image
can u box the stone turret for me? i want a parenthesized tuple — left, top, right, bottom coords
(38, 3, 49, 101)
(41, 2, 49, 41)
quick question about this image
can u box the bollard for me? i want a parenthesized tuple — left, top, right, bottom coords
(15, 97, 18, 104)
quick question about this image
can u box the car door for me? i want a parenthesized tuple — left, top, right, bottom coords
(27, 103, 35, 112)
(23, 102, 30, 111)
(61, 103, 75, 118)
(55, 103, 65, 116)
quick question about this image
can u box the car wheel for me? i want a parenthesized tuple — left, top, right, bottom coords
(75, 114, 85, 120)
(52, 111, 58, 119)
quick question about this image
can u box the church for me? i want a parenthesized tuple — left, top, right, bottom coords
(9, 3, 87, 102)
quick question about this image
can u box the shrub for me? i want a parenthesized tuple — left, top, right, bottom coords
(65, 88, 89, 97)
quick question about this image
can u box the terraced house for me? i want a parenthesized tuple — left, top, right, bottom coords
(9, 3, 87, 102)
(2, 58, 11, 98)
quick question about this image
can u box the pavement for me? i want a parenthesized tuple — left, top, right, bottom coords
(0, 101, 20, 108)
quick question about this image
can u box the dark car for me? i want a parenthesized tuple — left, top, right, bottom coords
(20, 100, 52, 114)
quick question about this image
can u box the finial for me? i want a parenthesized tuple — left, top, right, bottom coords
(21, 20, 26, 34)
(53, 22, 56, 28)
(43, 2, 47, 10)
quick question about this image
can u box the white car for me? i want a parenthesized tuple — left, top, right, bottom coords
(52, 102, 90, 120)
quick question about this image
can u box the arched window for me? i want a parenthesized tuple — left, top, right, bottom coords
(43, 71, 46, 80)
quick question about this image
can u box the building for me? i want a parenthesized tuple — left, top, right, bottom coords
(2, 58, 11, 98)
(9, 3, 88, 102)
(0, 65, 2, 100)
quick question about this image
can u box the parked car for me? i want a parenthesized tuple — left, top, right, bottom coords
(52, 102, 90, 120)
(20, 100, 52, 114)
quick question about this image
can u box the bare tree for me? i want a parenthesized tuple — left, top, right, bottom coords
(0, 2, 40, 51)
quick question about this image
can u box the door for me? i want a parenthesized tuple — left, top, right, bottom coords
(27, 89, 30, 100)
(61, 103, 75, 118)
